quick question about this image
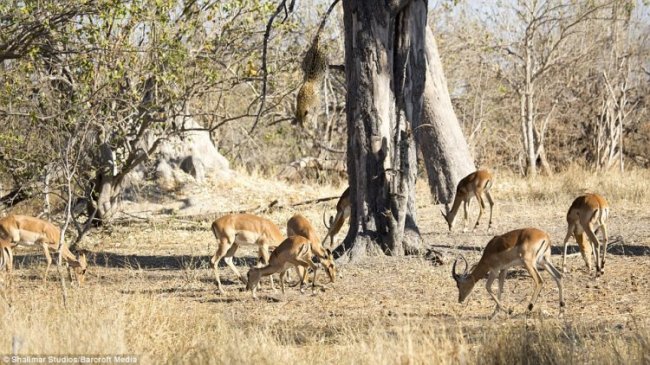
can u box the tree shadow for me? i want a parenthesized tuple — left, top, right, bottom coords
(550, 243, 650, 257)
(13, 252, 261, 271)
(201, 295, 282, 304)
(118, 287, 212, 295)
(432, 242, 650, 257)
(430, 244, 483, 253)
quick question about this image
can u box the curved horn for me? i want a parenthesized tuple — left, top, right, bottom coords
(440, 209, 449, 224)
(461, 255, 469, 275)
(452, 257, 460, 280)
(322, 207, 331, 230)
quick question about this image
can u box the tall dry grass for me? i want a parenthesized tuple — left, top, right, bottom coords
(490, 164, 650, 204)
(1, 284, 648, 364)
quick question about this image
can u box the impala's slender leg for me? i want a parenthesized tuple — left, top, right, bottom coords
(258, 243, 275, 290)
(3, 247, 13, 288)
(42, 242, 52, 283)
(522, 260, 544, 311)
(485, 191, 495, 230)
(543, 256, 565, 309)
(486, 270, 507, 318)
(223, 244, 244, 283)
(497, 269, 507, 302)
(598, 220, 609, 273)
(462, 199, 470, 232)
(473, 192, 485, 231)
(211, 238, 238, 294)
(582, 221, 603, 275)
(292, 258, 317, 294)
(561, 222, 576, 273)
(279, 270, 286, 295)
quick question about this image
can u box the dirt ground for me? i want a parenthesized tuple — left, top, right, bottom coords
(3, 171, 650, 363)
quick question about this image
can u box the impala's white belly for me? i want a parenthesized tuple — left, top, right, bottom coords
(11, 229, 47, 247)
(233, 230, 263, 246)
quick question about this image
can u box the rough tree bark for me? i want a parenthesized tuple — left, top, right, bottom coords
(414, 27, 476, 205)
(334, 0, 427, 263)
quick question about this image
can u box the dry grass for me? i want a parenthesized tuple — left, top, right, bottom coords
(1, 167, 649, 364)
(491, 164, 650, 204)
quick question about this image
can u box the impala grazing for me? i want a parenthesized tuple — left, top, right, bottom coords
(287, 214, 336, 284)
(441, 169, 495, 232)
(452, 228, 564, 318)
(246, 235, 318, 298)
(561, 193, 609, 275)
(322, 187, 350, 248)
(0, 215, 87, 285)
(210, 213, 284, 294)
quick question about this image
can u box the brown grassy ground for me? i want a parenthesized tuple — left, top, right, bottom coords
(1, 167, 649, 364)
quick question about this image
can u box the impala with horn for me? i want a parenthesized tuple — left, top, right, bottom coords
(452, 228, 564, 318)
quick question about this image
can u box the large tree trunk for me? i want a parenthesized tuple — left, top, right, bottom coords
(335, 0, 427, 263)
(414, 28, 476, 205)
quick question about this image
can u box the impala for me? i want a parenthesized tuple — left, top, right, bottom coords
(246, 235, 318, 298)
(561, 193, 609, 274)
(441, 169, 495, 232)
(210, 213, 284, 294)
(321, 187, 350, 248)
(287, 213, 336, 284)
(0, 215, 87, 285)
(452, 228, 564, 318)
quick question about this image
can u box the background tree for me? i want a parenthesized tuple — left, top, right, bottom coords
(416, 27, 476, 205)
(433, 0, 649, 174)
(0, 0, 304, 221)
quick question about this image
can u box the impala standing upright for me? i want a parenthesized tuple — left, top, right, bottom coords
(210, 213, 285, 294)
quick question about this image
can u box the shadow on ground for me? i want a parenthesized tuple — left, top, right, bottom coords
(13, 252, 259, 270)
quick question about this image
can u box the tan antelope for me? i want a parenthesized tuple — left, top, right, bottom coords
(246, 235, 318, 298)
(452, 228, 564, 318)
(441, 169, 495, 232)
(210, 213, 284, 294)
(0, 215, 87, 285)
(561, 193, 609, 274)
(287, 214, 336, 285)
(322, 187, 350, 248)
